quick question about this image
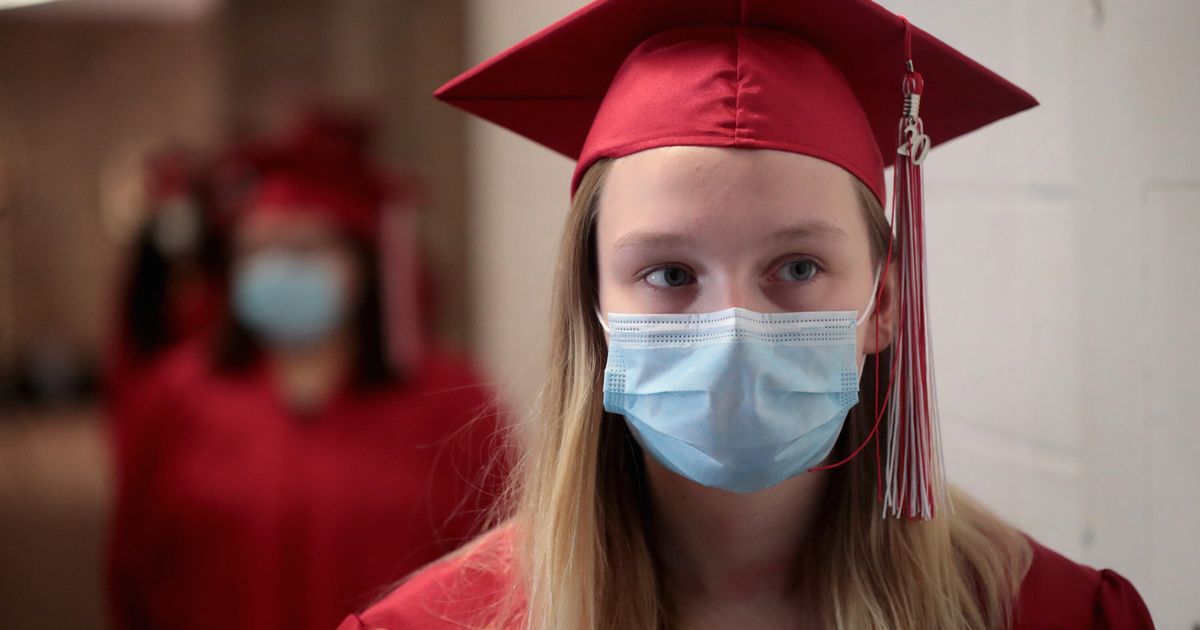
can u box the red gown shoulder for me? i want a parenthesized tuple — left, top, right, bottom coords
(340, 529, 1154, 630)
(338, 524, 523, 630)
(1013, 537, 1154, 629)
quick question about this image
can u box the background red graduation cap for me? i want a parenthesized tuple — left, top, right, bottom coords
(435, 0, 1037, 519)
(242, 110, 394, 242)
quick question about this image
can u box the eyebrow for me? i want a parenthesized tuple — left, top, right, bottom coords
(768, 221, 850, 243)
(611, 220, 849, 252)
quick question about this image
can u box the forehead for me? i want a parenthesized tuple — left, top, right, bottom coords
(234, 210, 344, 245)
(597, 146, 865, 238)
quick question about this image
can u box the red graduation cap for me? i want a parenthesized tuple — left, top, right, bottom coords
(243, 110, 394, 242)
(435, 0, 1037, 519)
(435, 0, 1036, 201)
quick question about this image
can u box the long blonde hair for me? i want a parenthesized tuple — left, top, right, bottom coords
(496, 157, 1031, 629)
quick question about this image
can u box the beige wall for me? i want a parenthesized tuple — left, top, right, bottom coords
(883, 2, 1200, 626)
(464, 0, 586, 416)
(0, 17, 225, 369)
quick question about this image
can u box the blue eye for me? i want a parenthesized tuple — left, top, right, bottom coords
(774, 259, 820, 282)
(645, 265, 694, 288)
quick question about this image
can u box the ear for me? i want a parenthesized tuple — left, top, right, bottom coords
(862, 264, 897, 355)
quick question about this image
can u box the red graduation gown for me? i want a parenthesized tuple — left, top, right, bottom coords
(338, 526, 1154, 630)
(107, 341, 508, 630)
(103, 278, 224, 467)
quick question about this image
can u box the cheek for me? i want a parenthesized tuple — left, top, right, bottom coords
(596, 264, 630, 314)
(597, 260, 657, 315)
(595, 223, 630, 299)
(595, 243, 640, 313)
(761, 278, 841, 312)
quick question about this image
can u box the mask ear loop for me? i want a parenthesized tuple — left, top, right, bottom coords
(855, 266, 884, 329)
(852, 266, 884, 376)
(810, 256, 898, 476)
(595, 308, 611, 335)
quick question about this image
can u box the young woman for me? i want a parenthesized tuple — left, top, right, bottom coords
(341, 1, 1154, 628)
(104, 149, 227, 455)
(106, 115, 508, 630)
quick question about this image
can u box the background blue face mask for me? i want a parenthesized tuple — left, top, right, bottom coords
(602, 307, 869, 493)
(233, 252, 346, 349)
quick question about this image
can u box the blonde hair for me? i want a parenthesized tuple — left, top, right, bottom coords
(492, 157, 1031, 629)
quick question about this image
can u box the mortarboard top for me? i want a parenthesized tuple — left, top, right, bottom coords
(434, 0, 1038, 202)
(241, 111, 399, 242)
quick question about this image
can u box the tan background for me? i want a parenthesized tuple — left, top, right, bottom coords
(0, 0, 472, 365)
(0, 1, 467, 627)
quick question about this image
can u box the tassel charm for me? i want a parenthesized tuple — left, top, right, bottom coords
(881, 19, 947, 520)
(897, 72, 931, 165)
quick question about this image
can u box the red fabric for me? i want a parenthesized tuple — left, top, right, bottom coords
(337, 526, 521, 630)
(1012, 539, 1155, 630)
(434, 0, 1038, 199)
(105, 144, 220, 428)
(103, 281, 224, 473)
(250, 174, 383, 242)
(583, 26, 885, 201)
(107, 341, 509, 630)
(341, 530, 1154, 630)
(144, 148, 195, 203)
(235, 109, 413, 242)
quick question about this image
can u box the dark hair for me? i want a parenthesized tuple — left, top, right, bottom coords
(212, 235, 400, 389)
(119, 189, 226, 359)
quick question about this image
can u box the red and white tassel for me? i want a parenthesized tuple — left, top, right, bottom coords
(880, 19, 947, 520)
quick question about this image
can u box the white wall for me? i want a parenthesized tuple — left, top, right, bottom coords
(463, 2, 1199, 627)
(882, 2, 1200, 627)
(464, 0, 587, 417)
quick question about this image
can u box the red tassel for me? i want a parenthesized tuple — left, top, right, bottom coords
(882, 18, 946, 520)
(807, 17, 947, 520)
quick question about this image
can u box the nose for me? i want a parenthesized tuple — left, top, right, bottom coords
(703, 276, 776, 314)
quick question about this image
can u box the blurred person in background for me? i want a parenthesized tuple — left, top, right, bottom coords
(104, 148, 228, 457)
(106, 111, 508, 630)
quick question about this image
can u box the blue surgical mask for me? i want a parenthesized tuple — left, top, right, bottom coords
(600, 296, 875, 493)
(233, 251, 346, 349)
